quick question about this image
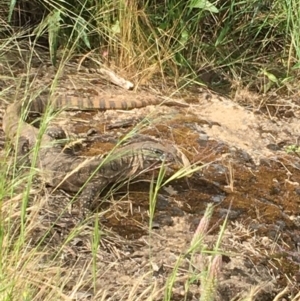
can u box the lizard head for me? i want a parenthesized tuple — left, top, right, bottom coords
(114, 141, 192, 177)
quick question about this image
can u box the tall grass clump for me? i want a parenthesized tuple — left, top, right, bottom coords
(2, 0, 300, 87)
(161, 203, 227, 301)
(3, 0, 300, 90)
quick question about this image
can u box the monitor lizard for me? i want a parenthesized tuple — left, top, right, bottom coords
(3, 95, 189, 212)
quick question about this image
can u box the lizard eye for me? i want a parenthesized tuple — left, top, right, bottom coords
(151, 148, 167, 161)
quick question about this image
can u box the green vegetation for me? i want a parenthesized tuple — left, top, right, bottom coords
(3, 0, 300, 91)
(286, 144, 300, 154)
(0, 0, 299, 300)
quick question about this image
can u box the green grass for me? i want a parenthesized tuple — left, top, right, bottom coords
(1, 0, 300, 300)
(0, 96, 212, 301)
(3, 0, 300, 91)
(162, 203, 226, 301)
(0, 38, 210, 299)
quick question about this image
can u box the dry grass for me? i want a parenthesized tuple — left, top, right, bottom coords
(1, 61, 299, 301)
(1, 1, 300, 299)
(0, 39, 209, 301)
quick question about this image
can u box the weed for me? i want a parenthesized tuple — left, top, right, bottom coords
(4, 0, 300, 89)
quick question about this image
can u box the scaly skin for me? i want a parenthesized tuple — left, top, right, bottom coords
(29, 94, 161, 112)
(3, 97, 188, 211)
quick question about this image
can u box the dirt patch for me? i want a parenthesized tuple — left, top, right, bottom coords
(1, 56, 300, 300)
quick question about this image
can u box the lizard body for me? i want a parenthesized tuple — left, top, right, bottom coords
(3, 95, 187, 211)
(4, 94, 161, 140)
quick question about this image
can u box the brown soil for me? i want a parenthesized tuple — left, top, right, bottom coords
(0, 51, 300, 300)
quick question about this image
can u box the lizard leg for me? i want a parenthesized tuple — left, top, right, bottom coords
(77, 180, 109, 215)
(46, 126, 67, 140)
